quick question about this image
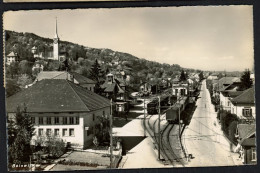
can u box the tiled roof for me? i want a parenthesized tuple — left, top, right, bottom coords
(36, 71, 96, 84)
(231, 87, 255, 105)
(227, 91, 244, 98)
(217, 77, 240, 91)
(70, 72, 96, 84)
(241, 138, 256, 147)
(101, 82, 117, 93)
(36, 71, 66, 81)
(237, 124, 256, 140)
(6, 79, 110, 113)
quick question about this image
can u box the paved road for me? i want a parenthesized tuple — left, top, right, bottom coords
(183, 80, 241, 167)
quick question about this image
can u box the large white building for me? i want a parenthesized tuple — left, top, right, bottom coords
(6, 79, 110, 149)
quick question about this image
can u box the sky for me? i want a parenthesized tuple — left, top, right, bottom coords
(3, 6, 254, 71)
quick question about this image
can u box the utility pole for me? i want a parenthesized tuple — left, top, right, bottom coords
(144, 98, 146, 137)
(158, 96, 161, 160)
(110, 99, 113, 168)
(178, 97, 181, 138)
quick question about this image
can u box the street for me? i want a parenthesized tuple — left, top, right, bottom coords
(183, 80, 242, 167)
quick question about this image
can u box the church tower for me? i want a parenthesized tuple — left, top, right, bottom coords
(53, 18, 59, 61)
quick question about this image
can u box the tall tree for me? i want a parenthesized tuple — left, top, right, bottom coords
(8, 105, 35, 167)
(239, 69, 253, 90)
(89, 59, 105, 83)
(179, 70, 187, 81)
(89, 59, 105, 93)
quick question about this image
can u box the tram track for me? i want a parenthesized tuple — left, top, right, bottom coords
(144, 113, 185, 167)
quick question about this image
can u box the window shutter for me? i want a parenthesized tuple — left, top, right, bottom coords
(242, 109, 245, 116)
(250, 109, 252, 116)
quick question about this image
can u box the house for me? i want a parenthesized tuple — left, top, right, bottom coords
(235, 124, 256, 165)
(6, 79, 111, 149)
(6, 51, 19, 65)
(36, 71, 96, 92)
(172, 81, 189, 97)
(32, 61, 44, 73)
(139, 82, 152, 93)
(219, 81, 243, 111)
(215, 77, 240, 92)
(207, 73, 218, 80)
(31, 46, 37, 54)
(101, 73, 128, 114)
(230, 87, 255, 120)
(101, 73, 127, 101)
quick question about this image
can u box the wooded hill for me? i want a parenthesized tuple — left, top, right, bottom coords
(5, 30, 200, 90)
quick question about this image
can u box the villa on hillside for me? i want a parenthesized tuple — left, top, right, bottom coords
(6, 51, 19, 65)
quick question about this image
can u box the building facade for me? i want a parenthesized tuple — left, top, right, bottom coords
(6, 79, 110, 149)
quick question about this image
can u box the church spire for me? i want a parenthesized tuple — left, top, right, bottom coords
(54, 17, 59, 39)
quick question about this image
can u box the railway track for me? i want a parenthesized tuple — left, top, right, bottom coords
(144, 114, 186, 167)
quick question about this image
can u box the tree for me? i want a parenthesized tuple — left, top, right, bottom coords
(19, 60, 32, 75)
(199, 71, 204, 81)
(8, 105, 35, 167)
(6, 62, 19, 79)
(179, 70, 187, 81)
(44, 135, 65, 158)
(6, 79, 21, 97)
(89, 59, 105, 93)
(17, 74, 33, 88)
(228, 120, 238, 144)
(239, 69, 253, 90)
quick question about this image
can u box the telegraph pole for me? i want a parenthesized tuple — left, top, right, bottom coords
(178, 96, 181, 138)
(158, 96, 161, 160)
(144, 98, 146, 137)
(110, 99, 113, 168)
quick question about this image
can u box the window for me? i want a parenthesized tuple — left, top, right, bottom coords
(39, 117, 44, 125)
(175, 89, 178, 95)
(243, 108, 252, 117)
(54, 129, 60, 136)
(76, 117, 79, 124)
(252, 148, 256, 161)
(54, 117, 59, 124)
(103, 111, 105, 117)
(69, 129, 74, 136)
(62, 129, 68, 136)
(31, 117, 35, 124)
(69, 117, 74, 124)
(93, 114, 95, 121)
(46, 129, 52, 136)
(63, 117, 68, 125)
(227, 101, 230, 106)
(47, 117, 52, 125)
(38, 129, 43, 136)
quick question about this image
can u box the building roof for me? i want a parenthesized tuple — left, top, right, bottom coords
(240, 138, 256, 147)
(70, 72, 96, 84)
(237, 124, 256, 140)
(102, 82, 117, 93)
(217, 77, 240, 90)
(7, 51, 17, 57)
(36, 71, 96, 84)
(6, 79, 110, 113)
(36, 71, 65, 81)
(231, 87, 255, 105)
(227, 91, 244, 98)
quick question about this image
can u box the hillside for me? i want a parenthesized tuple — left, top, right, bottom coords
(4, 30, 200, 95)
